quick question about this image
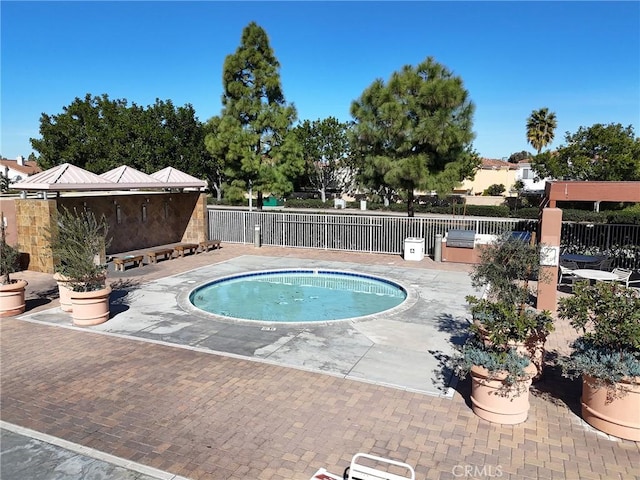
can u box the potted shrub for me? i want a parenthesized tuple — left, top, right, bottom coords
(0, 213, 28, 317)
(467, 232, 554, 379)
(454, 337, 537, 424)
(558, 281, 640, 441)
(48, 207, 111, 326)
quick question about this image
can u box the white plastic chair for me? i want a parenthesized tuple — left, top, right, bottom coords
(611, 268, 633, 287)
(345, 453, 415, 480)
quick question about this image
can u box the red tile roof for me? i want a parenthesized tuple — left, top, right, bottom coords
(0, 157, 42, 176)
(480, 158, 517, 170)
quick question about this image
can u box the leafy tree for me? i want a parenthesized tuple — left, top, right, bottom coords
(508, 150, 533, 163)
(512, 179, 525, 192)
(531, 123, 640, 181)
(292, 117, 352, 202)
(206, 22, 303, 209)
(483, 184, 506, 196)
(350, 57, 478, 217)
(30, 94, 209, 176)
(526, 107, 557, 154)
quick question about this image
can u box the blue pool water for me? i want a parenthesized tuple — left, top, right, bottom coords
(189, 269, 407, 322)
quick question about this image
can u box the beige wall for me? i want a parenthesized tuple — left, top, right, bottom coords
(458, 168, 517, 196)
(14, 192, 207, 273)
(0, 196, 18, 245)
(462, 195, 507, 206)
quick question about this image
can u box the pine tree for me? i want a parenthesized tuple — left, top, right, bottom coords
(351, 57, 478, 216)
(207, 22, 303, 208)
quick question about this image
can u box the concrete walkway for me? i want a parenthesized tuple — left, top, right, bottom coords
(1, 422, 187, 480)
(1, 245, 639, 480)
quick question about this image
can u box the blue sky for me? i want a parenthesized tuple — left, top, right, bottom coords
(1, 1, 639, 161)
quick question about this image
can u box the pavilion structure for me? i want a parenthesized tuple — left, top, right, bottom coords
(537, 181, 640, 312)
(9, 164, 208, 273)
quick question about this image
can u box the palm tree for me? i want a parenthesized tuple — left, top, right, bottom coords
(526, 108, 557, 154)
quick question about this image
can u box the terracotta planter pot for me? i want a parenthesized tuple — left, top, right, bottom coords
(470, 363, 537, 425)
(0, 279, 28, 318)
(581, 375, 640, 441)
(70, 285, 111, 326)
(53, 273, 73, 312)
(474, 319, 546, 381)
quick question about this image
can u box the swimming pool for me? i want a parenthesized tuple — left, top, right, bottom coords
(188, 269, 407, 323)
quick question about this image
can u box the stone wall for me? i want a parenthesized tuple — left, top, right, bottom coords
(15, 192, 207, 273)
(14, 199, 58, 273)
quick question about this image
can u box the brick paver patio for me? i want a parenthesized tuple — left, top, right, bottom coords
(1, 245, 638, 479)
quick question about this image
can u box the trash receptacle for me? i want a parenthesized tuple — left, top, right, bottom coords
(360, 200, 367, 210)
(404, 237, 424, 261)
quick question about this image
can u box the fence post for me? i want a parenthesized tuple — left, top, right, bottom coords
(434, 234, 442, 262)
(254, 224, 261, 247)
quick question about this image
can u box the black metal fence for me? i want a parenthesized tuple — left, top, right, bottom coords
(560, 222, 640, 270)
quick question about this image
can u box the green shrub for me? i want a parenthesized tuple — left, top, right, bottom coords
(46, 207, 111, 292)
(285, 198, 330, 209)
(560, 209, 607, 223)
(558, 281, 640, 394)
(468, 298, 554, 345)
(510, 207, 539, 219)
(0, 218, 20, 285)
(464, 205, 510, 218)
(606, 206, 640, 225)
(454, 339, 533, 389)
(483, 184, 506, 196)
(208, 197, 245, 206)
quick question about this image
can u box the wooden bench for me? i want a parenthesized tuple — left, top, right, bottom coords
(113, 255, 144, 272)
(199, 239, 221, 252)
(146, 248, 175, 264)
(173, 243, 199, 258)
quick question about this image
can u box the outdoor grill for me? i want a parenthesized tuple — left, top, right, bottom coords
(446, 229, 476, 249)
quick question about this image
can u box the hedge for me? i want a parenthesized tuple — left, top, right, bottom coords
(207, 196, 640, 224)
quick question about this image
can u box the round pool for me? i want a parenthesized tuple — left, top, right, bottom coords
(188, 269, 407, 323)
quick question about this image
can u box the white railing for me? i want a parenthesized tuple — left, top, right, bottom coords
(207, 207, 640, 270)
(207, 208, 533, 255)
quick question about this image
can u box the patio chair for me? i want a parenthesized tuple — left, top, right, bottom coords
(560, 257, 580, 268)
(611, 268, 633, 287)
(595, 257, 613, 271)
(558, 261, 579, 286)
(310, 453, 415, 480)
(344, 453, 415, 480)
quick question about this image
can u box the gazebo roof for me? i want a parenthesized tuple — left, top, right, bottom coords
(100, 165, 164, 189)
(151, 167, 207, 188)
(12, 163, 206, 192)
(12, 163, 115, 191)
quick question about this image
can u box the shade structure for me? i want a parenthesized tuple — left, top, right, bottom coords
(151, 167, 207, 189)
(12, 163, 206, 192)
(100, 165, 164, 189)
(12, 163, 115, 191)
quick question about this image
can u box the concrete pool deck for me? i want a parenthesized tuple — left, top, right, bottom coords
(2, 244, 639, 480)
(17, 254, 481, 397)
